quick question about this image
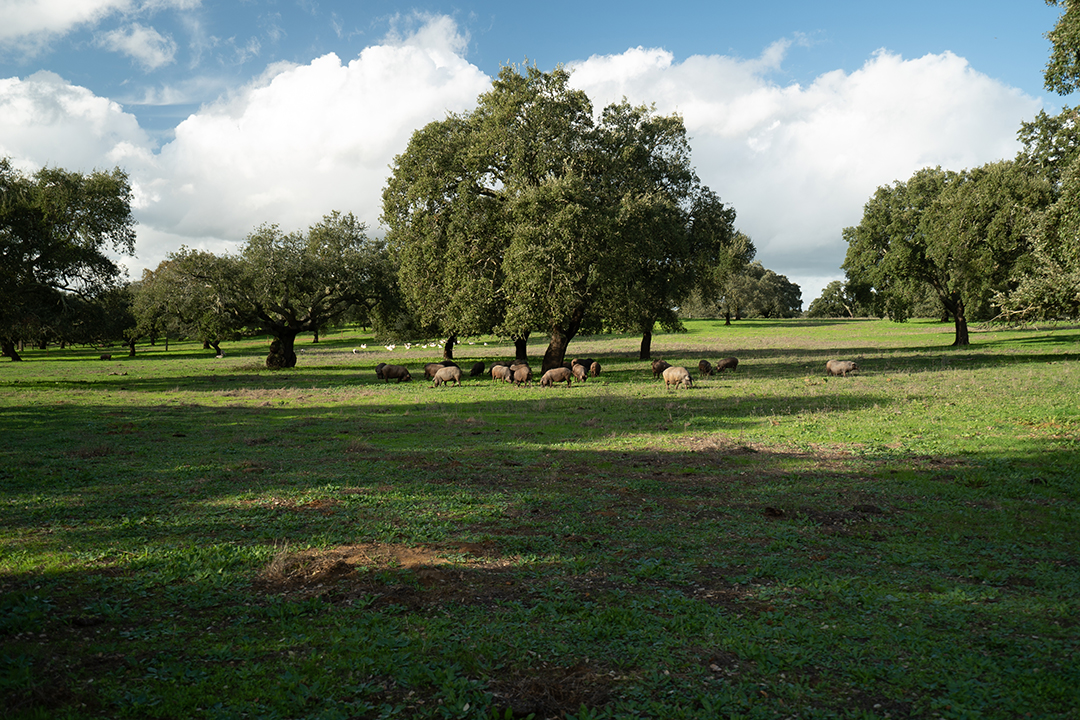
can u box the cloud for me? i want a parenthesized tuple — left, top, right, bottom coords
(140, 17, 490, 240)
(97, 22, 177, 70)
(0, 70, 154, 171)
(0, 0, 125, 41)
(0, 15, 1044, 304)
(0, 0, 199, 50)
(568, 44, 1041, 301)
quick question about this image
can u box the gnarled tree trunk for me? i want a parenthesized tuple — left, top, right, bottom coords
(1, 338, 22, 361)
(513, 334, 530, 362)
(541, 310, 584, 372)
(267, 329, 299, 369)
(639, 330, 652, 360)
(948, 294, 969, 346)
(443, 335, 457, 361)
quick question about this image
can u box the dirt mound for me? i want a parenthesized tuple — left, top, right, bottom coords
(254, 541, 518, 605)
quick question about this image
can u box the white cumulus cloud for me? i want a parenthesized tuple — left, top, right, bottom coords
(568, 44, 1041, 301)
(0, 0, 199, 51)
(141, 20, 490, 240)
(0, 0, 129, 45)
(97, 22, 177, 70)
(0, 70, 154, 172)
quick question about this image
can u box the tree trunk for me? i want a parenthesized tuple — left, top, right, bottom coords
(443, 335, 457, 361)
(267, 329, 299, 369)
(724, 310, 731, 326)
(542, 328, 572, 372)
(639, 330, 652, 360)
(951, 295, 969, 346)
(1, 338, 22, 361)
(209, 340, 222, 357)
(37, 340, 47, 350)
(541, 310, 584, 372)
(127, 339, 136, 357)
(313, 328, 320, 343)
(513, 334, 530, 362)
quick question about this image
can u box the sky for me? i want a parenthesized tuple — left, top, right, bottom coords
(0, 1, 1071, 308)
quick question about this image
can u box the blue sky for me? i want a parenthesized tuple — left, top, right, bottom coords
(0, 1, 1069, 305)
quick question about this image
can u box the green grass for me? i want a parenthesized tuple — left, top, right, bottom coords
(1, 318, 1078, 719)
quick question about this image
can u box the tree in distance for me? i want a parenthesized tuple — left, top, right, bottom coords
(0, 158, 136, 360)
(131, 256, 238, 356)
(171, 211, 396, 368)
(843, 162, 1052, 345)
(805, 280, 871, 319)
(383, 64, 740, 369)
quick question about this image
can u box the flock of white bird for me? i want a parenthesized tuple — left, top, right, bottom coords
(350, 342, 488, 354)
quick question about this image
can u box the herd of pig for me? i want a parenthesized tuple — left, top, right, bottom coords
(371, 356, 860, 388)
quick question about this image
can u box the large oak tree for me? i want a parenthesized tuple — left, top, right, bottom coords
(382, 65, 738, 370)
(0, 158, 136, 360)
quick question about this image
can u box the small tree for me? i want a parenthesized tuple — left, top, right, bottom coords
(807, 281, 856, 318)
(132, 257, 237, 355)
(179, 212, 395, 368)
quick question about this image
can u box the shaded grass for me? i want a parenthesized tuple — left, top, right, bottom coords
(1, 319, 1078, 719)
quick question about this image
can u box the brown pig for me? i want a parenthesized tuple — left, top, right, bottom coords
(540, 367, 574, 387)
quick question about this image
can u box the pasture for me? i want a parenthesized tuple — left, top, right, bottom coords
(1, 318, 1078, 719)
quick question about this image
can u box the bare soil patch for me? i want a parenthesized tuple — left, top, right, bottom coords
(254, 541, 521, 607)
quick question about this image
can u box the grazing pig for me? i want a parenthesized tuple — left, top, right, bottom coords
(571, 363, 588, 382)
(826, 359, 859, 377)
(572, 358, 595, 372)
(375, 362, 387, 379)
(432, 365, 462, 387)
(651, 359, 671, 378)
(99, 354, 112, 360)
(540, 367, 573, 387)
(512, 364, 532, 385)
(662, 365, 693, 389)
(424, 362, 446, 380)
(716, 357, 739, 373)
(589, 361, 601, 377)
(698, 359, 714, 378)
(470, 361, 485, 377)
(381, 364, 412, 382)
(491, 365, 513, 382)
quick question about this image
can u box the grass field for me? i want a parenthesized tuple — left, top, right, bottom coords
(1, 318, 1078, 719)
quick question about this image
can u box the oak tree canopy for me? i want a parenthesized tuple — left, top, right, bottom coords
(382, 65, 740, 369)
